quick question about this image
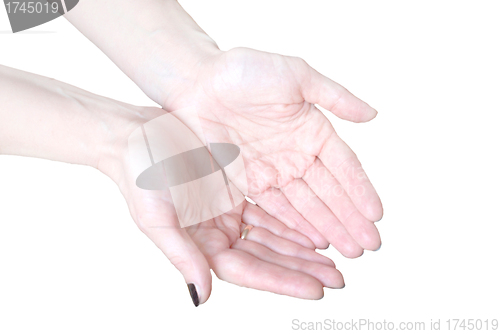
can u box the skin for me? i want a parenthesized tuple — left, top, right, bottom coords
(125, 182, 345, 303)
(162, 47, 384, 257)
(0, 65, 344, 307)
(66, 1, 383, 258)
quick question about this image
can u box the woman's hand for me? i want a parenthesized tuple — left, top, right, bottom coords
(105, 108, 345, 306)
(160, 47, 383, 257)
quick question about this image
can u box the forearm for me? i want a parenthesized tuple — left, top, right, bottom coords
(0, 65, 143, 174)
(65, 0, 221, 107)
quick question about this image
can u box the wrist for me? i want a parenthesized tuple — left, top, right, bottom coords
(66, 0, 222, 109)
(136, 29, 222, 109)
(92, 102, 167, 188)
(108, 0, 222, 109)
(0, 66, 121, 171)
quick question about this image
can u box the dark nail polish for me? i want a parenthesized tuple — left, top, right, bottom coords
(187, 283, 199, 307)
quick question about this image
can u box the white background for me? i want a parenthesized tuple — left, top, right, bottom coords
(1, 1, 499, 333)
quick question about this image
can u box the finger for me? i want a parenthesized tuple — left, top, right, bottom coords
(253, 188, 329, 249)
(132, 191, 212, 306)
(141, 225, 212, 306)
(239, 224, 335, 267)
(283, 179, 364, 258)
(242, 202, 315, 249)
(294, 57, 378, 123)
(210, 248, 324, 299)
(318, 130, 383, 222)
(232, 239, 344, 288)
(303, 158, 381, 250)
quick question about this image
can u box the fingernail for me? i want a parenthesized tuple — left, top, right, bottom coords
(187, 283, 199, 307)
(374, 243, 382, 252)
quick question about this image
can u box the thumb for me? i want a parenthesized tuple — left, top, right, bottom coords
(295, 58, 378, 123)
(142, 223, 212, 307)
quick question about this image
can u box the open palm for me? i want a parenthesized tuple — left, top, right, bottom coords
(113, 108, 344, 306)
(120, 167, 344, 305)
(165, 47, 383, 257)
